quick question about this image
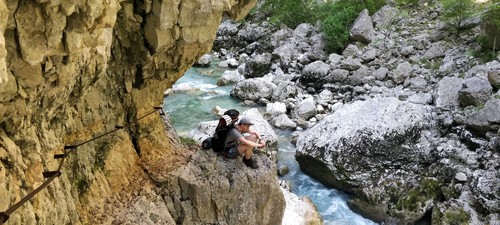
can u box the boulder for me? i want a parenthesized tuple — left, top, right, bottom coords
(273, 42, 302, 68)
(194, 54, 212, 67)
(281, 188, 323, 225)
(272, 114, 297, 129)
(487, 61, 500, 86)
(391, 61, 412, 84)
(164, 149, 285, 225)
(423, 42, 446, 60)
(436, 77, 464, 110)
(326, 69, 349, 82)
(463, 99, 500, 134)
(459, 77, 493, 107)
(217, 70, 244, 86)
(339, 57, 362, 71)
(373, 67, 389, 80)
(291, 96, 317, 120)
(316, 89, 333, 106)
(470, 169, 500, 215)
(232, 77, 277, 101)
(327, 53, 342, 68)
(348, 66, 370, 86)
(299, 61, 330, 88)
(350, 9, 375, 44)
(266, 102, 287, 117)
(372, 5, 397, 28)
(293, 23, 313, 38)
(295, 97, 434, 223)
(243, 53, 272, 78)
(218, 58, 239, 68)
(272, 80, 301, 102)
(237, 23, 267, 42)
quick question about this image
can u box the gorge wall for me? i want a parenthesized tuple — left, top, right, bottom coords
(0, 0, 285, 224)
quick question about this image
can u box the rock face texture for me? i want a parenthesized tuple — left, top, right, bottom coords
(296, 97, 436, 224)
(0, 1, 286, 225)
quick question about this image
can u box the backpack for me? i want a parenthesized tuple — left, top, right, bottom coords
(212, 117, 236, 152)
(201, 109, 240, 152)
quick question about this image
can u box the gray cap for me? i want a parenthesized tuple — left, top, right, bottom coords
(239, 117, 254, 125)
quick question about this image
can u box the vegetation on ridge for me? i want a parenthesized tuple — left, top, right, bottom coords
(254, 0, 385, 52)
(252, 0, 499, 58)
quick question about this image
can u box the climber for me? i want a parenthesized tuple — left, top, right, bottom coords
(224, 117, 265, 169)
(203, 109, 240, 152)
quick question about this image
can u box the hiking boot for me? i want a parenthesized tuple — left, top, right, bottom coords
(243, 157, 259, 169)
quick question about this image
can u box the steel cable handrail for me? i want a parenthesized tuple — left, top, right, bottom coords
(0, 106, 164, 224)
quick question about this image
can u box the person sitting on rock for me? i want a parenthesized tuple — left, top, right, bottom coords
(224, 117, 265, 169)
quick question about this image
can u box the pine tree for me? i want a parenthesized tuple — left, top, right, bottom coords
(439, 0, 478, 37)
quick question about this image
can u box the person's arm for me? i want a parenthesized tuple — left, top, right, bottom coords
(238, 136, 264, 148)
(247, 130, 265, 146)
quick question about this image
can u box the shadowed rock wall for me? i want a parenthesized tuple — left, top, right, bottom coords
(0, 0, 283, 224)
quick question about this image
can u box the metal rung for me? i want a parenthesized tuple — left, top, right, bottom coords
(64, 145, 77, 150)
(42, 171, 61, 178)
(0, 212, 10, 224)
(154, 106, 165, 115)
(115, 125, 124, 129)
(54, 154, 66, 159)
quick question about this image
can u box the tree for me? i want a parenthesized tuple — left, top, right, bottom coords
(439, 0, 478, 37)
(481, 0, 500, 52)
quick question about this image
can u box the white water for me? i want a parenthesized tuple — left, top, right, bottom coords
(163, 65, 378, 225)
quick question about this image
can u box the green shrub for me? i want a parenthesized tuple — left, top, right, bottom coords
(394, 0, 419, 6)
(257, 0, 320, 28)
(256, 0, 385, 53)
(319, 0, 385, 53)
(321, 2, 359, 53)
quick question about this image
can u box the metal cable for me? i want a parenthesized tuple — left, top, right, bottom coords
(0, 106, 164, 224)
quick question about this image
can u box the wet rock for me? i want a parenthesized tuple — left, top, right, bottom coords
(278, 166, 289, 176)
(194, 54, 212, 67)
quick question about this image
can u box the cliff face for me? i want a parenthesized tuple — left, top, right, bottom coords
(0, 0, 284, 224)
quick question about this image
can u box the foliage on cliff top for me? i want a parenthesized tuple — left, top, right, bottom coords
(254, 0, 385, 53)
(254, 0, 498, 54)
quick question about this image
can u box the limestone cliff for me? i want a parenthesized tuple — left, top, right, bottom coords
(0, 0, 286, 224)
